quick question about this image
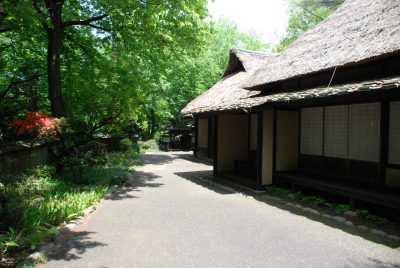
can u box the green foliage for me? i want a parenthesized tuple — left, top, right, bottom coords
(0, 0, 270, 141)
(301, 195, 326, 206)
(334, 204, 350, 214)
(275, 0, 344, 52)
(323, 202, 335, 209)
(1, 0, 210, 141)
(266, 186, 290, 196)
(356, 209, 390, 224)
(140, 139, 158, 152)
(294, 191, 304, 200)
(0, 147, 139, 263)
(105, 147, 139, 170)
(110, 175, 128, 187)
(265, 187, 357, 216)
(0, 228, 22, 256)
(120, 138, 133, 152)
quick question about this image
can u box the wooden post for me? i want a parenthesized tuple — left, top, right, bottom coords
(213, 115, 218, 176)
(257, 111, 263, 186)
(380, 100, 390, 187)
(194, 117, 198, 157)
(272, 109, 277, 184)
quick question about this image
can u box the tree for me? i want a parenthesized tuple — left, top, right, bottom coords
(1, 0, 209, 117)
(0, 3, 267, 142)
(275, 0, 344, 52)
(144, 19, 270, 138)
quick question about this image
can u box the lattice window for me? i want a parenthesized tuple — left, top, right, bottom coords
(300, 107, 323, 156)
(389, 101, 400, 165)
(324, 105, 348, 159)
(348, 103, 380, 162)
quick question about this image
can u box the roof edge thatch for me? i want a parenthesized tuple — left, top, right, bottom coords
(242, 0, 400, 90)
(181, 48, 277, 116)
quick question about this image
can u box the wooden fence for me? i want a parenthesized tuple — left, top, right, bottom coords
(0, 139, 56, 175)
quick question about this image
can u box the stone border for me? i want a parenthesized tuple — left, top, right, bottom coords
(19, 185, 119, 267)
(261, 194, 400, 241)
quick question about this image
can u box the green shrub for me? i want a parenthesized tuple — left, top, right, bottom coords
(323, 202, 335, 209)
(79, 140, 106, 155)
(357, 209, 390, 224)
(0, 228, 22, 256)
(266, 186, 290, 196)
(110, 175, 128, 187)
(120, 138, 133, 152)
(78, 141, 107, 166)
(0, 146, 140, 263)
(335, 204, 350, 214)
(140, 139, 158, 151)
(301, 195, 326, 206)
(294, 191, 304, 200)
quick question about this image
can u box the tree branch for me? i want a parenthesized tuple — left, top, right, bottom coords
(0, 27, 12, 33)
(88, 23, 111, 32)
(0, 74, 44, 103)
(63, 14, 109, 28)
(294, 2, 324, 21)
(64, 32, 92, 55)
(0, 42, 14, 53)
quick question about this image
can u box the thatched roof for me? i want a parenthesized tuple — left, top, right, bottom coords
(243, 0, 400, 90)
(181, 49, 277, 115)
(213, 76, 400, 112)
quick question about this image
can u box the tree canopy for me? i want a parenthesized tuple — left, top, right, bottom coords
(275, 0, 344, 52)
(0, 1, 269, 142)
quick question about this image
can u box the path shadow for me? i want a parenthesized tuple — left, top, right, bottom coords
(174, 171, 244, 195)
(140, 153, 177, 165)
(252, 194, 400, 249)
(47, 230, 107, 262)
(105, 170, 163, 201)
(176, 171, 400, 249)
(345, 257, 400, 267)
(171, 153, 213, 165)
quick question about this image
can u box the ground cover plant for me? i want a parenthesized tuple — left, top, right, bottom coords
(0, 141, 140, 266)
(266, 186, 393, 226)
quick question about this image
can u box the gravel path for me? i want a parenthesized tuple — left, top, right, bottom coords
(41, 152, 400, 268)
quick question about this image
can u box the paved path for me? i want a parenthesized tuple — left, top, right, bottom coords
(42, 152, 400, 268)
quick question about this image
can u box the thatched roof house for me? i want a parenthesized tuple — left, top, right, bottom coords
(182, 0, 400, 211)
(183, 0, 400, 115)
(244, 0, 400, 90)
(181, 49, 277, 115)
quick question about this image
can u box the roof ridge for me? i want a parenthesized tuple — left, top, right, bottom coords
(242, 0, 400, 89)
(231, 48, 278, 57)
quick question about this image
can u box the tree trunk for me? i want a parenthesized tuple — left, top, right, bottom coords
(46, 1, 67, 118)
(149, 108, 156, 139)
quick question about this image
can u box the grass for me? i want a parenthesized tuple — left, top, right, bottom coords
(0, 145, 140, 266)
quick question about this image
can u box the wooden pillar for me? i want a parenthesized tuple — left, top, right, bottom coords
(213, 115, 218, 176)
(380, 100, 390, 187)
(194, 117, 199, 157)
(208, 117, 212, 159)
(272, 108, 277, 184)
(257, 111, 263, 186)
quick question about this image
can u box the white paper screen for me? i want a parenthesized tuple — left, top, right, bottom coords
(324, 105, 348, 158)
(348, 103, 380, 162)
(300, 107, 323, 156)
